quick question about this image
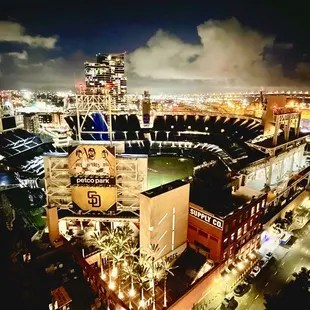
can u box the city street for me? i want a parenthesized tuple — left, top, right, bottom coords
(195, 191, 310, 310)
(235, 221, 310, 310)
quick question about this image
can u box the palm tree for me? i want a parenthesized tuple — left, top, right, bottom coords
(123, 259, 137, 306)
(110, 244, 125, 292)
(143, 244, 161, 310)
(159, 257, 178, 308)
(89, 224, 139, 299)
(124, 238, 139, 259)
(115, 226, 131, 248)
(88, 229, 116, 284)
(119, 223, 134, 240)
(134, 263, 150, 309)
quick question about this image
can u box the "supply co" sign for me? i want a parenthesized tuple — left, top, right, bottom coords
(189, 206, 224, 230)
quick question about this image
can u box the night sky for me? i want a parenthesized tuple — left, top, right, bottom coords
(1, 0, 310, 93)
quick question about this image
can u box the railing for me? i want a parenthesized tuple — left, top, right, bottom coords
(267, 170, 310, 206)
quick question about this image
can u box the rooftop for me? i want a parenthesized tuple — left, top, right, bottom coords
(190, 181, 262, 218)
(232, 186, 262, 204)
(14, 237, 98, 310)
(141, 179, 187, 198)
(251, 131, 309, 149)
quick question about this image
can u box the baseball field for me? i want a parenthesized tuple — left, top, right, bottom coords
(147, 156, 195, 190)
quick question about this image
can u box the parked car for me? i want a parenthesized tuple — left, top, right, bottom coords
(244, 274, 255, 284)
(221, 295, 238, 309)
(265, 252, 273, 260)
(259, 258, 269, 268)
(234, 283, 250, 297)
(279, 232, 292, 245)
(250, 265, 261, 277)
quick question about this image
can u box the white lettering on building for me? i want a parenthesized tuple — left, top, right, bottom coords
(189, 206, 224, 230)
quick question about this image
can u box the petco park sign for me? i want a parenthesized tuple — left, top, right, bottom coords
(189, 206, 224, 230)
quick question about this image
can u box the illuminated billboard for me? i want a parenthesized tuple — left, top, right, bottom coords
(68, 145, 117, 212)
(68, 145, 116, 183)
(71, 186, 117, 211)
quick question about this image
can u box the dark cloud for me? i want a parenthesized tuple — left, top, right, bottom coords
(0, 21, 57, 49)
(127, 18, 288, 87)
(0, 51, 85, 90)
(1, 18, 310, 93)
(7, 50, 28, 60)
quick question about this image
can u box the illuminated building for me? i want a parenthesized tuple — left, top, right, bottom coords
(23, 113, 39, 133)
(142, 90, 151, 125)
(140, 180, 190, 259)
(39, 113, 53, 124)
(188, 183, 267, 263)
(43, 145, 148, 226)
(38, 88, 310, 310)
(84, 53, 127, 111)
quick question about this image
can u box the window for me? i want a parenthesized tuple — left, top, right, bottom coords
(238, 215, 243, 224)
(199, 230, 208, 238)
(255, 215, 259, 224)
(251, 207, 255, 216)
(250, 219, 253, 227)
(223, 238, 228, 248)
(229, 247, 233, 255)
(224, 224, 229, 234)
(262, 200, 266, 208)
(210, 235, 218, 243)
(256, 203, 260, 213)
(232, 219, 236, 228)
(189, 224, 197, 231)
(231, 233, 235, 242)
(245, 211, 249, 219)
(244, 223, 248, 234)
(223, 252, 227, 261)
(237, 228, 242, 239)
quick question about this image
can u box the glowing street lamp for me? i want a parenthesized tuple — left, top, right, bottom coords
(111, 267, 118, 278)
(129, 288, 136, 297)
(109, 282, 116, 290)
(139, 299, 145, 309)
(101, 270, 106, 280)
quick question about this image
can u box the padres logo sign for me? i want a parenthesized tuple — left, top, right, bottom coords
(87, 191, 101, 208)
(71, 187, 117, 211)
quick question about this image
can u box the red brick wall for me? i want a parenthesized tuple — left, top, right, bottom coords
(188, 194, 267, 263)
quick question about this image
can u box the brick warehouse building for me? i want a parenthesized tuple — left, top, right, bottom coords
(188, 183, 267, 264)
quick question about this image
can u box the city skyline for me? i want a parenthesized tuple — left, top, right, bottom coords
(1, 1, 310, 93)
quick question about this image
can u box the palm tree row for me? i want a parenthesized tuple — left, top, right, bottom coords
(88, 225, 177, 309)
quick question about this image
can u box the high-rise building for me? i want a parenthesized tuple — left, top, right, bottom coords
(142, 90, 151, 125)
(84, 53, 127, 110)
(23, 113, 39, 133)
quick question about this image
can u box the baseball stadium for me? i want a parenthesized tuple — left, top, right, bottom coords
(1, 92, 310, 310)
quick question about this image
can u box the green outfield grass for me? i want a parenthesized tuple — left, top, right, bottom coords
(147, 156, 195, 190)
(29, 208, 46, 229)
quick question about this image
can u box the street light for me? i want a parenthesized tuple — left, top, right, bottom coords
(129, 288, 136, 297)
(139, 299, 145, 309)
(109, 282, 116, 290)
(111, 267, 118, 278)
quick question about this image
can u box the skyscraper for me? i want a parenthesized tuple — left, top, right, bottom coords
(84, 53, 127, 110)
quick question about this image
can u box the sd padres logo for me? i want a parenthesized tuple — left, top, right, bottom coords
(87, 191, 101, 208)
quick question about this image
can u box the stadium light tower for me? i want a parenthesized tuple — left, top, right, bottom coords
(75, 85, 113, 144)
